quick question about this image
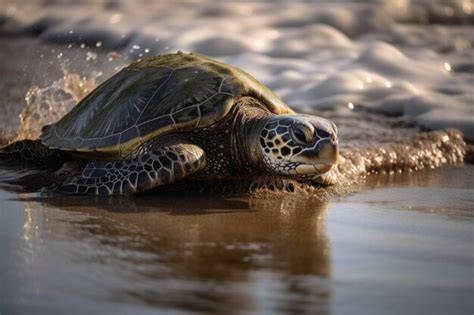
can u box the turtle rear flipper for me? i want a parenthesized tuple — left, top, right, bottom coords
(0, 139, 71, 168)
(57, 144, 207, 195)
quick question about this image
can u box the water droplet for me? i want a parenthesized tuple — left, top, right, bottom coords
(53, 90, 72, 103)
(109, 13, 122, 24)
(95, 41, 102, 48)
(57, 52, 63, 59)
(443, 62, 451, 71)
(384, 81, 392, 88)
(86, 51, 97, 61)
(144, 48, 150, 53)
(80, 43, 86, 49)
(348, 102, 354, 110)
(68, 30, 74, 34)
(107, 51, 120, 61)
(132, 44, 141, 50)
(40, 100, 50, 111)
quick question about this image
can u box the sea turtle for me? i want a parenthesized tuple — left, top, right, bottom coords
(0, 52, 339, 195)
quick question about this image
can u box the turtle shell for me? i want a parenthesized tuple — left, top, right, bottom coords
(41, 52, 293, 157)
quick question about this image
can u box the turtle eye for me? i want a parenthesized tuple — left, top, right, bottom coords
(291, 124, 314, 145)
(317, 129, 330, 139)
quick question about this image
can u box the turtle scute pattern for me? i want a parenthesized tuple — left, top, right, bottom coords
(57, 144, 206, 195)
(40, 52, 291, 156)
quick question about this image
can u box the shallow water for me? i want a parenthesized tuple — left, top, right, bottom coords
(0, 165, 472, 314)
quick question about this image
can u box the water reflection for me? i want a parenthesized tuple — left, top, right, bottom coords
(15, 194, 332, 314)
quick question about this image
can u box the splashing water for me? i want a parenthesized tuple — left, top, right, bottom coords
(16, 71, 97, 141)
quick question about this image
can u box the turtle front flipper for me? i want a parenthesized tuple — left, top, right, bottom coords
(0, 139, 71, 168)
(57, 144, 206, 195)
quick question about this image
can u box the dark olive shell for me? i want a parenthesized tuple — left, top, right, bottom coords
(41, 52, 293, 157)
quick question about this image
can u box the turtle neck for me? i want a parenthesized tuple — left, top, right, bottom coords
(231, 97, 272, 175)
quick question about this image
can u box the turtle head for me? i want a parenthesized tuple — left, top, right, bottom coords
(259, 114, 339, 180)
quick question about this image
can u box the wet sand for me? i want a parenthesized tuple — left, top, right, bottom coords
(0, 166, 472, 314)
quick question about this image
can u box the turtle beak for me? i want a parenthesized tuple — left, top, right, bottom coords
(295, 137, 339, 174)
(314, 138, 339, 173)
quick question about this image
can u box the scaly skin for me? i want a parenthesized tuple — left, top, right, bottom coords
(57, 144, 206, 195)
(0, 139, 71, 168)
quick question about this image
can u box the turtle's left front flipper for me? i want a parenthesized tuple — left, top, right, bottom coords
(0, 139, 71, 168)
(57, 144, 206, 195)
